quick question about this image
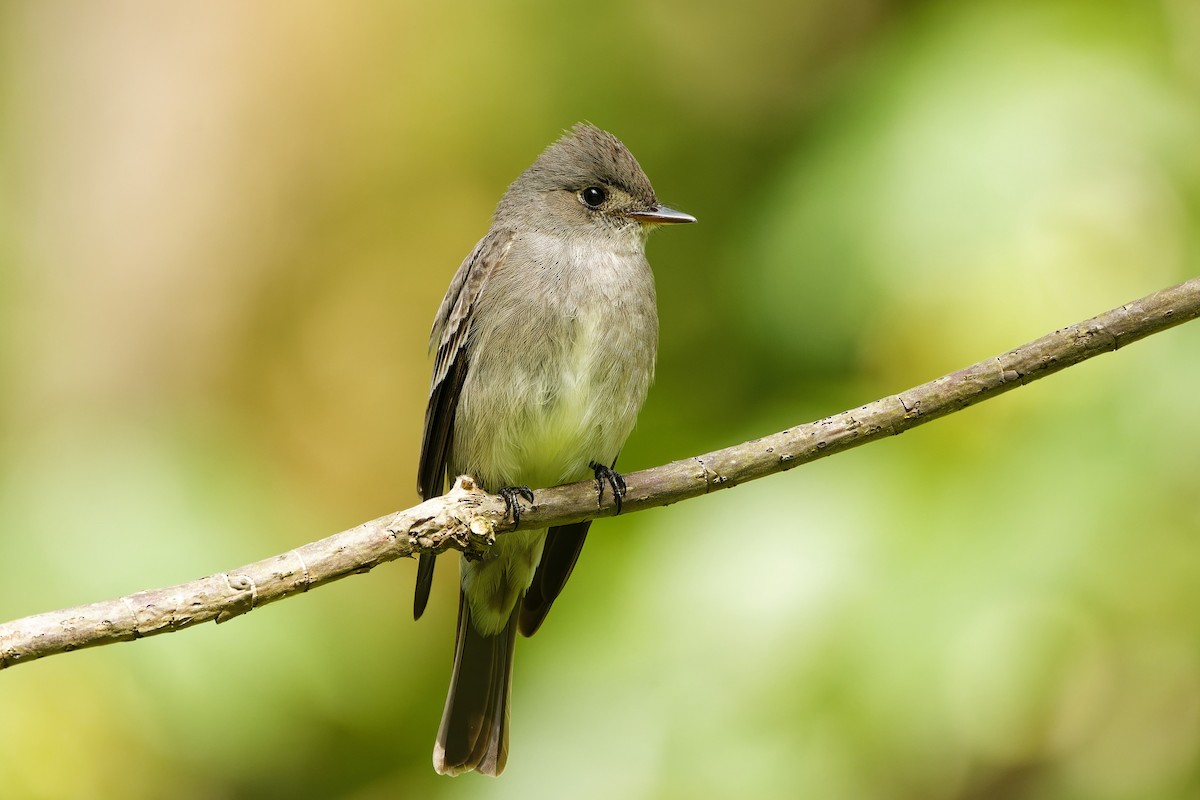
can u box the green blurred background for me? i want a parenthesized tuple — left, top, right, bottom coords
(2, 1, 1200, 798)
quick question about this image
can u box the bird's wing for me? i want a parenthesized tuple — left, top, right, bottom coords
(414, 228, 514, 619)
(518, 521, 592, 637)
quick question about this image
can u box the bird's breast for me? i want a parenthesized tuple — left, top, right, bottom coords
(452, 237, 658, 490)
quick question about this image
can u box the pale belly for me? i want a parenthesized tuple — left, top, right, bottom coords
(447, 237, 657, 634)
(452, 277, 656, 492)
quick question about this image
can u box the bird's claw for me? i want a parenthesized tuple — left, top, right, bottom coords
(498, 485, 535, 525)
(589, 461, 627, 514)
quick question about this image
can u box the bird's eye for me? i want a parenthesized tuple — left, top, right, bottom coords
(580, 186, 607, 209)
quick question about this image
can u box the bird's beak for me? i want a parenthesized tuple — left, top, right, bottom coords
(626, 204, 697, 225)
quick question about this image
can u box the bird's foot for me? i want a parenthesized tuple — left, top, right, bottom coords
(589, 461, 627, 514)
(498, 485, 535, 525)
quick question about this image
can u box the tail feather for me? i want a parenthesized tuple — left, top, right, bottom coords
(433, 592, 518, 776)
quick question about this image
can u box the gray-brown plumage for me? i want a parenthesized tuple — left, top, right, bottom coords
(415, 123, 694, 776)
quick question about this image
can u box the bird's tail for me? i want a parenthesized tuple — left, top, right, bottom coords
(433, 592, 518, 776)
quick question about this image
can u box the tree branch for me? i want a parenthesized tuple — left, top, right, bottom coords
(3, 276, 1198, 669)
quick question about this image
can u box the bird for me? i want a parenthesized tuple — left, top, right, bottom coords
(414, 122, 695, 776)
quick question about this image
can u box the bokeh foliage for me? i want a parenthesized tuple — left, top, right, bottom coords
(2, 1, 1199, 798)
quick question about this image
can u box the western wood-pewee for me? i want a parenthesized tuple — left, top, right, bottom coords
(415, 123, 694, 776)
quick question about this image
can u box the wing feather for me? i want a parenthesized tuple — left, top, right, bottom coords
(517, 522, 591, 637)
(413, 229, 514, 619)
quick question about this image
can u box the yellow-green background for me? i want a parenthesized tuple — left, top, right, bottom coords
(3, 2, 1200, 798)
